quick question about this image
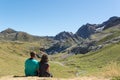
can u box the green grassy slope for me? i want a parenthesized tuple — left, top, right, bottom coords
(56, 42, 120, 77)
(50, 61, 76, 78)
(1, 40, 120, 78)
(0, 41, 76, 78)
(0, 41, 40, 77)
(91, 26, 120, 44)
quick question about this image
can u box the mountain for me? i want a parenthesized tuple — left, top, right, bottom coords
(54, 31, 74, 40)
(54, 31, 83, 43)
(0, 28, 53, 42)
(46, 16, 120, 54)
(76, 16, 120, 39)
(100, 16, 120, 30)
(46, 31, 84, 54)
(76, 23, 97, 38)
(1, 16, 120, 55)
(1, 28, 17, 34)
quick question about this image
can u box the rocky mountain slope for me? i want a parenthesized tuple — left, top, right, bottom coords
(46, 16, 120, 54)
(1, 16, 120, 55)
(46, 31, 84, 54)
(76, 16, 120, 39)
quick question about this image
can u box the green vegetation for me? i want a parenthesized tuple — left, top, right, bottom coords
(111, 76, 120, 80)
(53, 42, 120, 77)
(91, 27, 120, 44)
(1, 38, 120, 78)
(0, 41, 40, 77)
(50, 61, 76, 78)
(0, 41, 76, 78)
(98, 30, 120, 44)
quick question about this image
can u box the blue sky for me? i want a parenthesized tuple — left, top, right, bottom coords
(0, 0, 120, 36)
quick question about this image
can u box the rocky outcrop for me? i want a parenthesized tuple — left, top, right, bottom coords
(101, 16, 120, 30)
(46, 41, 72, 54)
(54, 31, 83, 43)
(46, 31, 84, 54)
(54, 31, 74, 40)
(70, 41, 97, 54)
(76, 23, 97, 39)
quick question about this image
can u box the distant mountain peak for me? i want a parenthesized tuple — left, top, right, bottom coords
(76, 23, 96, 38)
(1, 28, 17, 34)
(54, 31, 74, 40)
(109, 16, 120, 20)
(76, 16, 120, 39)
(0, 28, 47, 41)
(102, 16, 120, 30)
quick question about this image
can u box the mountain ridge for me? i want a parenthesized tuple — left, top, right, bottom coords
(1, 16, 120, 40)
(1, 16, 120, 54)
(0, 28, 54, 42)
(76, 16, 120, 39)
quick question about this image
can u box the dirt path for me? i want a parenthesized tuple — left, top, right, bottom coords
(52, 61, 65, 67)
(0, 76, 111, 80)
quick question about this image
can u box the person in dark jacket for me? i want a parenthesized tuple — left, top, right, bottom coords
(38, 54, 52, 77)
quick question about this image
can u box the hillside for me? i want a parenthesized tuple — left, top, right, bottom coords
(91, 24, 120, 44)
(1, 41, 119, 79)
(0, 41, 76, 78)
(1, 16, 120, 80)
(0, 28, 54, 42)
(0, 41, 40, 77)
(51, 41, 120, 79)
(1, 16, 120, 55)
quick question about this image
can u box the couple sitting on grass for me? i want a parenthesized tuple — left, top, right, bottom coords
(24, 50, 52, 77)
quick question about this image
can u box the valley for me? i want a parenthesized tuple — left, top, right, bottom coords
(1, 16, 120, 80)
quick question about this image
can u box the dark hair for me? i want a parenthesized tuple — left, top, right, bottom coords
(40, 54, 48, 64)
(30, 51, 36, 57)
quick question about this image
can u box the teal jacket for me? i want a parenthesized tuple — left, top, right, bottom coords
(25, 58, 39, 76)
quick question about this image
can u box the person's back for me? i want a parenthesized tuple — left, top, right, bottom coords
(39, 62, 50, 77)
(39, 54, 52, 77)
(25, 52, 39, 76)
(25, 58, 39, 76)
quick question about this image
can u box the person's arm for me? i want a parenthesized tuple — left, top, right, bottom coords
(46, 64, 50, 72)
(36, 62, 40, 76)
(24, 59, 28, 76)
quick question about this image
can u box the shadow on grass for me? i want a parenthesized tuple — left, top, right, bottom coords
(13, 75, 26, 77)
(13, 75, 40, 77)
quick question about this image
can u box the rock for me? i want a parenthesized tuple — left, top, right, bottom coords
(76, 23, 97, 39)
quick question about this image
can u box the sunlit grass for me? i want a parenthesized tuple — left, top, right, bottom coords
(50, 61, 76, 78)
(0, 41, 40, 77)
(101, 61, 120, 77)
(1, 40, 120, 78)
(0, 41, 76, 78)
(53, 42, 120, 77)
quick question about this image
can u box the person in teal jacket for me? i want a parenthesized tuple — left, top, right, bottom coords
(25, 51, 39, 76)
